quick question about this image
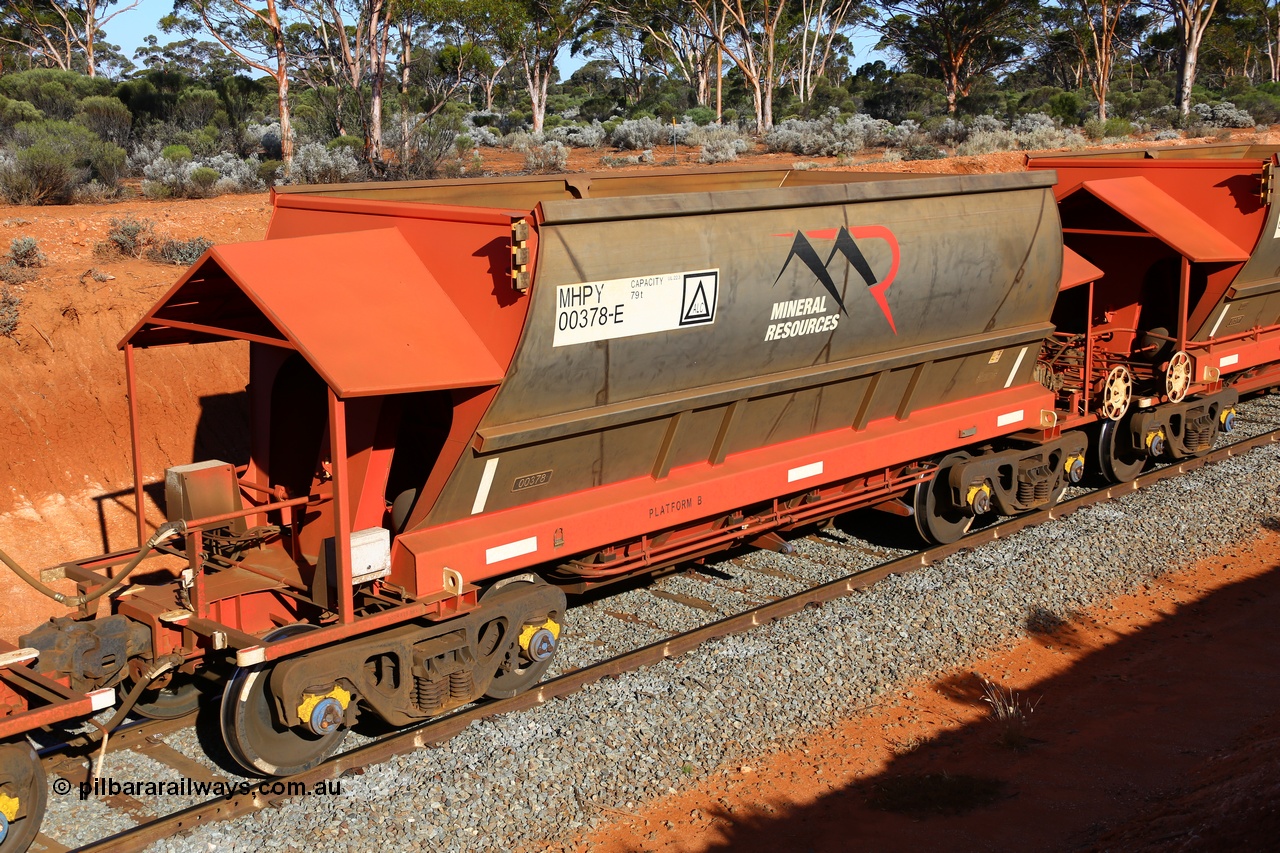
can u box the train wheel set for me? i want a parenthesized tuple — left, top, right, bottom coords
(2, 143, 1279, 848)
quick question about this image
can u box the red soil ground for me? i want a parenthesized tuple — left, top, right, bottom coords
(577, 525, 1280, 852)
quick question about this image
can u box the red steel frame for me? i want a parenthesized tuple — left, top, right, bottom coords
(70, 330, 1057, 670)
(1029, 154, 1277, 427)
(0, 641, 114, 740)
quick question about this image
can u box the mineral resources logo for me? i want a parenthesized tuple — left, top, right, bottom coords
(771, 225, 901, 337)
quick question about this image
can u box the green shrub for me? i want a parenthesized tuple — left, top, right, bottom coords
(1234, 88, 1280, 125)
(326, 135, 363, 152)
(0, 262, 35, 285)
(0, 287, 20, 337)
(103, 215, 156, 258)
(7, 237, 45, 267)
(257, 159, 284, 185)
(1102, 117, 1134, 138)
(190, 166, 219, 196)
(0, 120, 125, 203)
(75, 95, 132, 145)
(146, 236, 213, 266)
(1047, 92, 1083, 126)
(0, 143, 78, 204)
(1084, 116, 1135, 140)
(173, 88, 224, 131)
(0, 69, 113, 120)
(0, 96, 43, 134)
(685, 106, 717, 126)
(89, 142, 126, 188)
(161, 144, 193, 162)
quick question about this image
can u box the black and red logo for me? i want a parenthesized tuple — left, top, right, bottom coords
(773, 226, 901, 333)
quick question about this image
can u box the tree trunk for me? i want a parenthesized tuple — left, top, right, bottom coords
(531, 72, 548, 133)
(750, 78, 764, 133)
(1178, 47, 1197, 116)
(368, 0, 386, 168)
(483, 73, 498, 111)
(400, 22, 411, 93)
(276, 37, 293, 167)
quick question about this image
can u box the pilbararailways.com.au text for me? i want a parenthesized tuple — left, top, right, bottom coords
(57, 776, 342, 800)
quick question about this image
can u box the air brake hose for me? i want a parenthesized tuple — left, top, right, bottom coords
(64, 655, 184, 748)
(0, 521, 186, 607)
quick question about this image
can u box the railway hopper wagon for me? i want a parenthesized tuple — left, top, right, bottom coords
(1027, 144, 1280, 481)
(0, 163, 1146, 849)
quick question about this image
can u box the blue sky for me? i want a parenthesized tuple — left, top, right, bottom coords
(107, 0, 171, 60)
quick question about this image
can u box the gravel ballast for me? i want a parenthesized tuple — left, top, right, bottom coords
(119, 410, 1280, 853)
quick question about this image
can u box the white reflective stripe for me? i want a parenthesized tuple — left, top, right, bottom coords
(1219, 353, 1239, 367)
(471, 458, 500, 515)
(787, 461, 824, 482)
(89, 688, 115, 711)
(997, 409, 1024, 427)
(1208, 306, 1230, 338)
(1003, 347, 1028, 389)
(237, 646, 267, 667)
(0, 648, 38, 669)
(486, 536, 538, 565)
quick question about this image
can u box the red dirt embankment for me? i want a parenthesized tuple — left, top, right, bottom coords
(0, 196, 267, 632)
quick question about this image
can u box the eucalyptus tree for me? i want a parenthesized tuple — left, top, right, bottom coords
(604, 0, 721, 110)
(684, 0, 791, 132)
(1050, 0, 1149, 119)
(168, 0, 297, 165)
(875, 0, 1037, 113)
(573, 8, 658, 106)
(788, 0, 869, 105)
(1145, 0, 1222, 115)
(500, 0, 594, 133)
(1, 0, 139, 77)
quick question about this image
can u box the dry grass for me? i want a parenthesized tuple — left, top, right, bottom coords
(981, 678, 1041, 749)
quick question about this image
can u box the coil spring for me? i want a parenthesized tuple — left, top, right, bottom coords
(1186, 418, 1214, 451)
(414, 675, 447, 713)
(1017, 466, 1054, 505)
(449, 670, 473, 701)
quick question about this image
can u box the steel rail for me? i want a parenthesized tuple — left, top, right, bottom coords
(68, 424, 1280, 853)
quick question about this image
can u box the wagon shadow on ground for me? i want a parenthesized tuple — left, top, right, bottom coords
(630, 560, 1280, 852)
(90, 391, 251, 554)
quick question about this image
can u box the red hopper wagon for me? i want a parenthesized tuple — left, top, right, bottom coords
(1, 148, 1275, 849)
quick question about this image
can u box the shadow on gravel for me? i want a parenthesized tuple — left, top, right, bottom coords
(671, 562, 1280, 852)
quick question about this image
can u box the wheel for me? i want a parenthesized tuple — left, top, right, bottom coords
(1095, 418, 1146, 483)
(1165, 351, 1192, 403)
(1100, 365, 1133, 421)
(912, 452, 975, 545)
(129, 667, 201, 720)
(0, 741, 46, 853)
(481, 577, 564, 700)
(220, 624, 346, 776)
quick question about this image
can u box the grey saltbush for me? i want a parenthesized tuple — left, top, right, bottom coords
(524, 140, 569, 173)
(285, 142, 363, 185)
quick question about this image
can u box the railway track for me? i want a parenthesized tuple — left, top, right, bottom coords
(14, 397, 1274, 853)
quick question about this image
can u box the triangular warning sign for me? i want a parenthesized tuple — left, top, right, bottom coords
(682, 282, 711, 322)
